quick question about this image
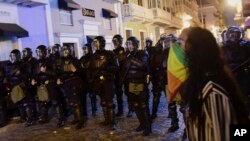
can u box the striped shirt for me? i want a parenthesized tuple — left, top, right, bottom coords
(186, 81, 236, 141)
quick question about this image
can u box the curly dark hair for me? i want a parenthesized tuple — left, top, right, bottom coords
(182, 27, 249, 124)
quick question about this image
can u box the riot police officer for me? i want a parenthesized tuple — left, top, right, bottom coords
(5, 49, 34, 126)
(57, 45, 85, 129)
(150, 34, 174, 120)
(48, 44, 67, 127)
(121, 36, 151, 136)
(80, 43, 97, 117)
(22, 47, 37, 120)
(88, 36, 118, 130)
(222, 26, 250, 102)
(33, 45, 53, 124)
(112, 34, 126, 117)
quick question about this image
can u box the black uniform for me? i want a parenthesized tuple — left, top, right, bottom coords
(113, 46, 126, 116)
(222, 40, 250, 100)
(80, 44, 97, 117)
(22, 48, 37, 120)
(221, 26, 250, 103)
(5, 49, 34, 126)
(149, 45, 168, 119)
(33, 45, 53, 124)
(58, 46, 85, 129)
(48, 45, 66, 127)
(88, 36, 118, 130)
(121, 36, 151, 136)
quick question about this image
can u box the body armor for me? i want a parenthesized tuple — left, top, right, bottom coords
(222, 40, 250, 102)
(113, 46, 126, 116)
(89, 36, 118, 130)
(122, 36, 151, 136)
(5, 49, 34, 126)
(59, 55, 85, 129)
(80, 51, 97, 117)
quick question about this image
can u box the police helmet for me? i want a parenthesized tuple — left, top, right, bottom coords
(127, 36, 139, 47)
(36, 45, 47, 59)
(113, 34, 123, 44)
(94, 36, 106, 49)
(10, 49, 21, 62)
(226, 26, 244, 43)
(22, 47, 33, 59)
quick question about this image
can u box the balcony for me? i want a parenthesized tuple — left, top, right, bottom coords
(103, 0, 123, 3)
(169, 16, 182, 29)
(152, 8, 171, 26)
(176, 4, 193, 17)
(122, 3, 154, 24)
(0, 0, 49, 7)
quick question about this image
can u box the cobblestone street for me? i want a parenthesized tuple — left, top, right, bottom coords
(0, 90, 186, 141)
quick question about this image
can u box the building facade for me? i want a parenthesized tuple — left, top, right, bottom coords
(122, 0, 199, 48)
(0, 0, 50, 61)
(50, 0, 123, 58)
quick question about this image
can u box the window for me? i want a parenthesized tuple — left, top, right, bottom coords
(59, 10, 73, 26)
(103, 18, 112, 30)
(157, 0, 161, 8)
(123, 0, 129, 4)
(148, 0, 151, 8)
(140, 31, 145, 49)
(138, 0, 143, 6)
(125, 29, 132, 40)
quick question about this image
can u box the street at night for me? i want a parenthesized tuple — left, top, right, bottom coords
(0, 90, 186, 141)
(1, 0, 250, 141)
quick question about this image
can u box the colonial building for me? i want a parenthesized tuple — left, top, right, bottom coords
(50, 0, 123, 58)
(122, 0, 199, 48)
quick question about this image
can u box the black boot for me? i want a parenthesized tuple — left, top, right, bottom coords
(82, 92, 88, 118)
(38, 102, 49, 124)
(167, 102, 176, 118)
(107, 108, 116, 130)
(134, 105, 144, 132)
(168, 104, 179, 132)
(115, 102, 123, 117)
(115, 92, 123, 117)
(151, 92, 161, 120)
(18, 104, 26, 123)
(75, 107, 85, 129)
(56, 106, 65, 128)
(25, 105, 34, 127)
(141, 106, 151, 136)
(101, 107, 109, 126)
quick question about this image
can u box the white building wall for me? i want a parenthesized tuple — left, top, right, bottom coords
(50, 0, 122, 58)
(0, 3, 20, 61)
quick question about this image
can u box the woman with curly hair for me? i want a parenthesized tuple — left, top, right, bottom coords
(180, 27, 250, 141)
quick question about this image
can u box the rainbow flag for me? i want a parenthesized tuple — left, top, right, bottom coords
(167, 42, 188, 102)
